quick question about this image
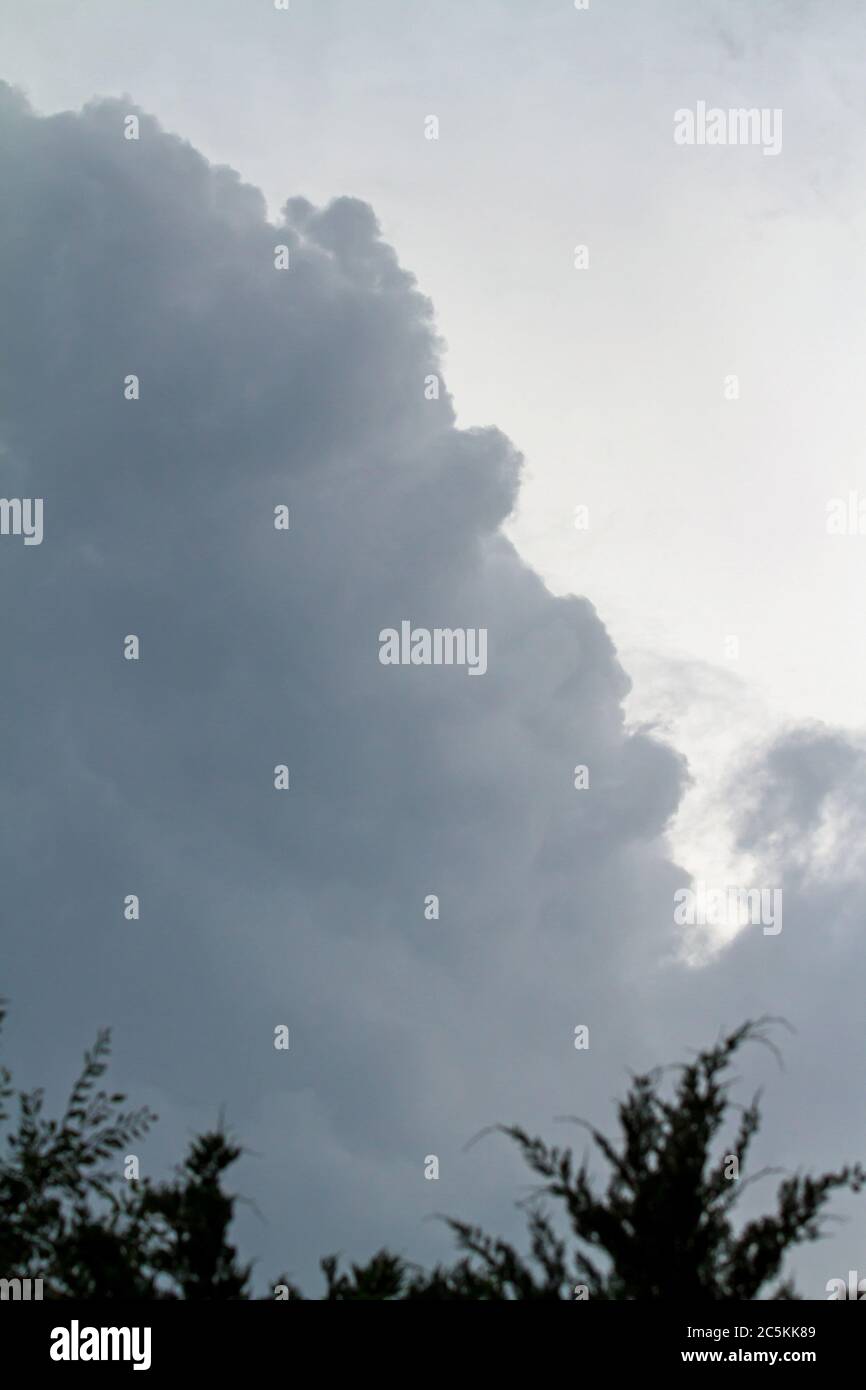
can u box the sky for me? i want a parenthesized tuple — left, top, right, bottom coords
(1, 0, 865, 1297)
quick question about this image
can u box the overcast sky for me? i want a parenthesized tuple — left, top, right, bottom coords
(2, 0, 865, 1297)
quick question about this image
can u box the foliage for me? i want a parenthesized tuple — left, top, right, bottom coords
(1, 1007, 859, 1300)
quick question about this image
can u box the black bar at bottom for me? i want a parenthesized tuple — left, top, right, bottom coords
(1, 1299, 860, 1375)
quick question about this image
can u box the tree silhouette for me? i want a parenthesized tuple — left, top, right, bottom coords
(0, 1005, 250, 1299)
(417, 1020, 865, 1300)
(1, 1007, 860, 1299)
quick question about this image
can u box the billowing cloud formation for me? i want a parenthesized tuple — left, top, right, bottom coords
(1, 83, 863, 1295)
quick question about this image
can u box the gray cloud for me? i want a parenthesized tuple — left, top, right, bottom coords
(1, 83, 862, 1296)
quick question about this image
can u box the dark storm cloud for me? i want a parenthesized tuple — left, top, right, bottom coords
(2, 83, 860, 1294)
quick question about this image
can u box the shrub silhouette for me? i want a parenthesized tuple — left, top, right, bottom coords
(0, 1007, 859, 1299)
